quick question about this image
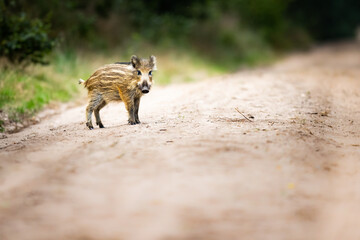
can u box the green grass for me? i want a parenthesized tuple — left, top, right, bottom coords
(0, 49, 94, 129)
(0, 70, 71, 117)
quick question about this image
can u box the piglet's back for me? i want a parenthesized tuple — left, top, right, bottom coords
(84, 64, 134, 91)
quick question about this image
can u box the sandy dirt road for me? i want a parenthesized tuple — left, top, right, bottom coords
(1, 42, 360, 240)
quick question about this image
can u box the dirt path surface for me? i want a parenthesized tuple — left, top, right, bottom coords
(1, 42, 360, 240)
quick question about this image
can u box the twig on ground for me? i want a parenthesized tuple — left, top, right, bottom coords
(235, 108, 253, 122)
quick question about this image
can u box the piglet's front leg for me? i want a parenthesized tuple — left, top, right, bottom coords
(134, 97, 141, 124)
(126, 102, 137, 125)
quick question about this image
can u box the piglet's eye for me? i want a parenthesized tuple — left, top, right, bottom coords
(149, 71, 152, 76)
(137, 70, 142, 76)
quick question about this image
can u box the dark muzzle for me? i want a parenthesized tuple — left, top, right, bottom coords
(141, 82, 150, 94)
(142, 87, 149, 94)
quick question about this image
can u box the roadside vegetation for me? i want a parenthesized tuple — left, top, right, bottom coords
(1, 0, 359, 132)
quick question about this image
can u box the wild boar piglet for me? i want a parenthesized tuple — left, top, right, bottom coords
(79, 55, 156, 129)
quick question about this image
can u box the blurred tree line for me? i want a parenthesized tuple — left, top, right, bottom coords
(1, 0, 359, 65)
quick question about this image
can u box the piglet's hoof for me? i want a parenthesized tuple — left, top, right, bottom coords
(128, 120, 137, 125)
(86, 123, 94, 130)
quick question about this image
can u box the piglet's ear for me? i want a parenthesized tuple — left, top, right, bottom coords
(131, 55, 140, 69)
(149, 55, 157, 70)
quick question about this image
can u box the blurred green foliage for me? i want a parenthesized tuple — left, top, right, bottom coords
(1, 0, 359, 66)
(289, 0, 360, 40)
(0, 0, 55, 65)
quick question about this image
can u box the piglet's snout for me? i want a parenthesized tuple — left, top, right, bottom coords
(140, 82, 150, 94)
(142, 87, 149, 94)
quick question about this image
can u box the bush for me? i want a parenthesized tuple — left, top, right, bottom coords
(0, 0, 55, 65)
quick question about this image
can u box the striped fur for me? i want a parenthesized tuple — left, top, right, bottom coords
(80, 55, 156, 129)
